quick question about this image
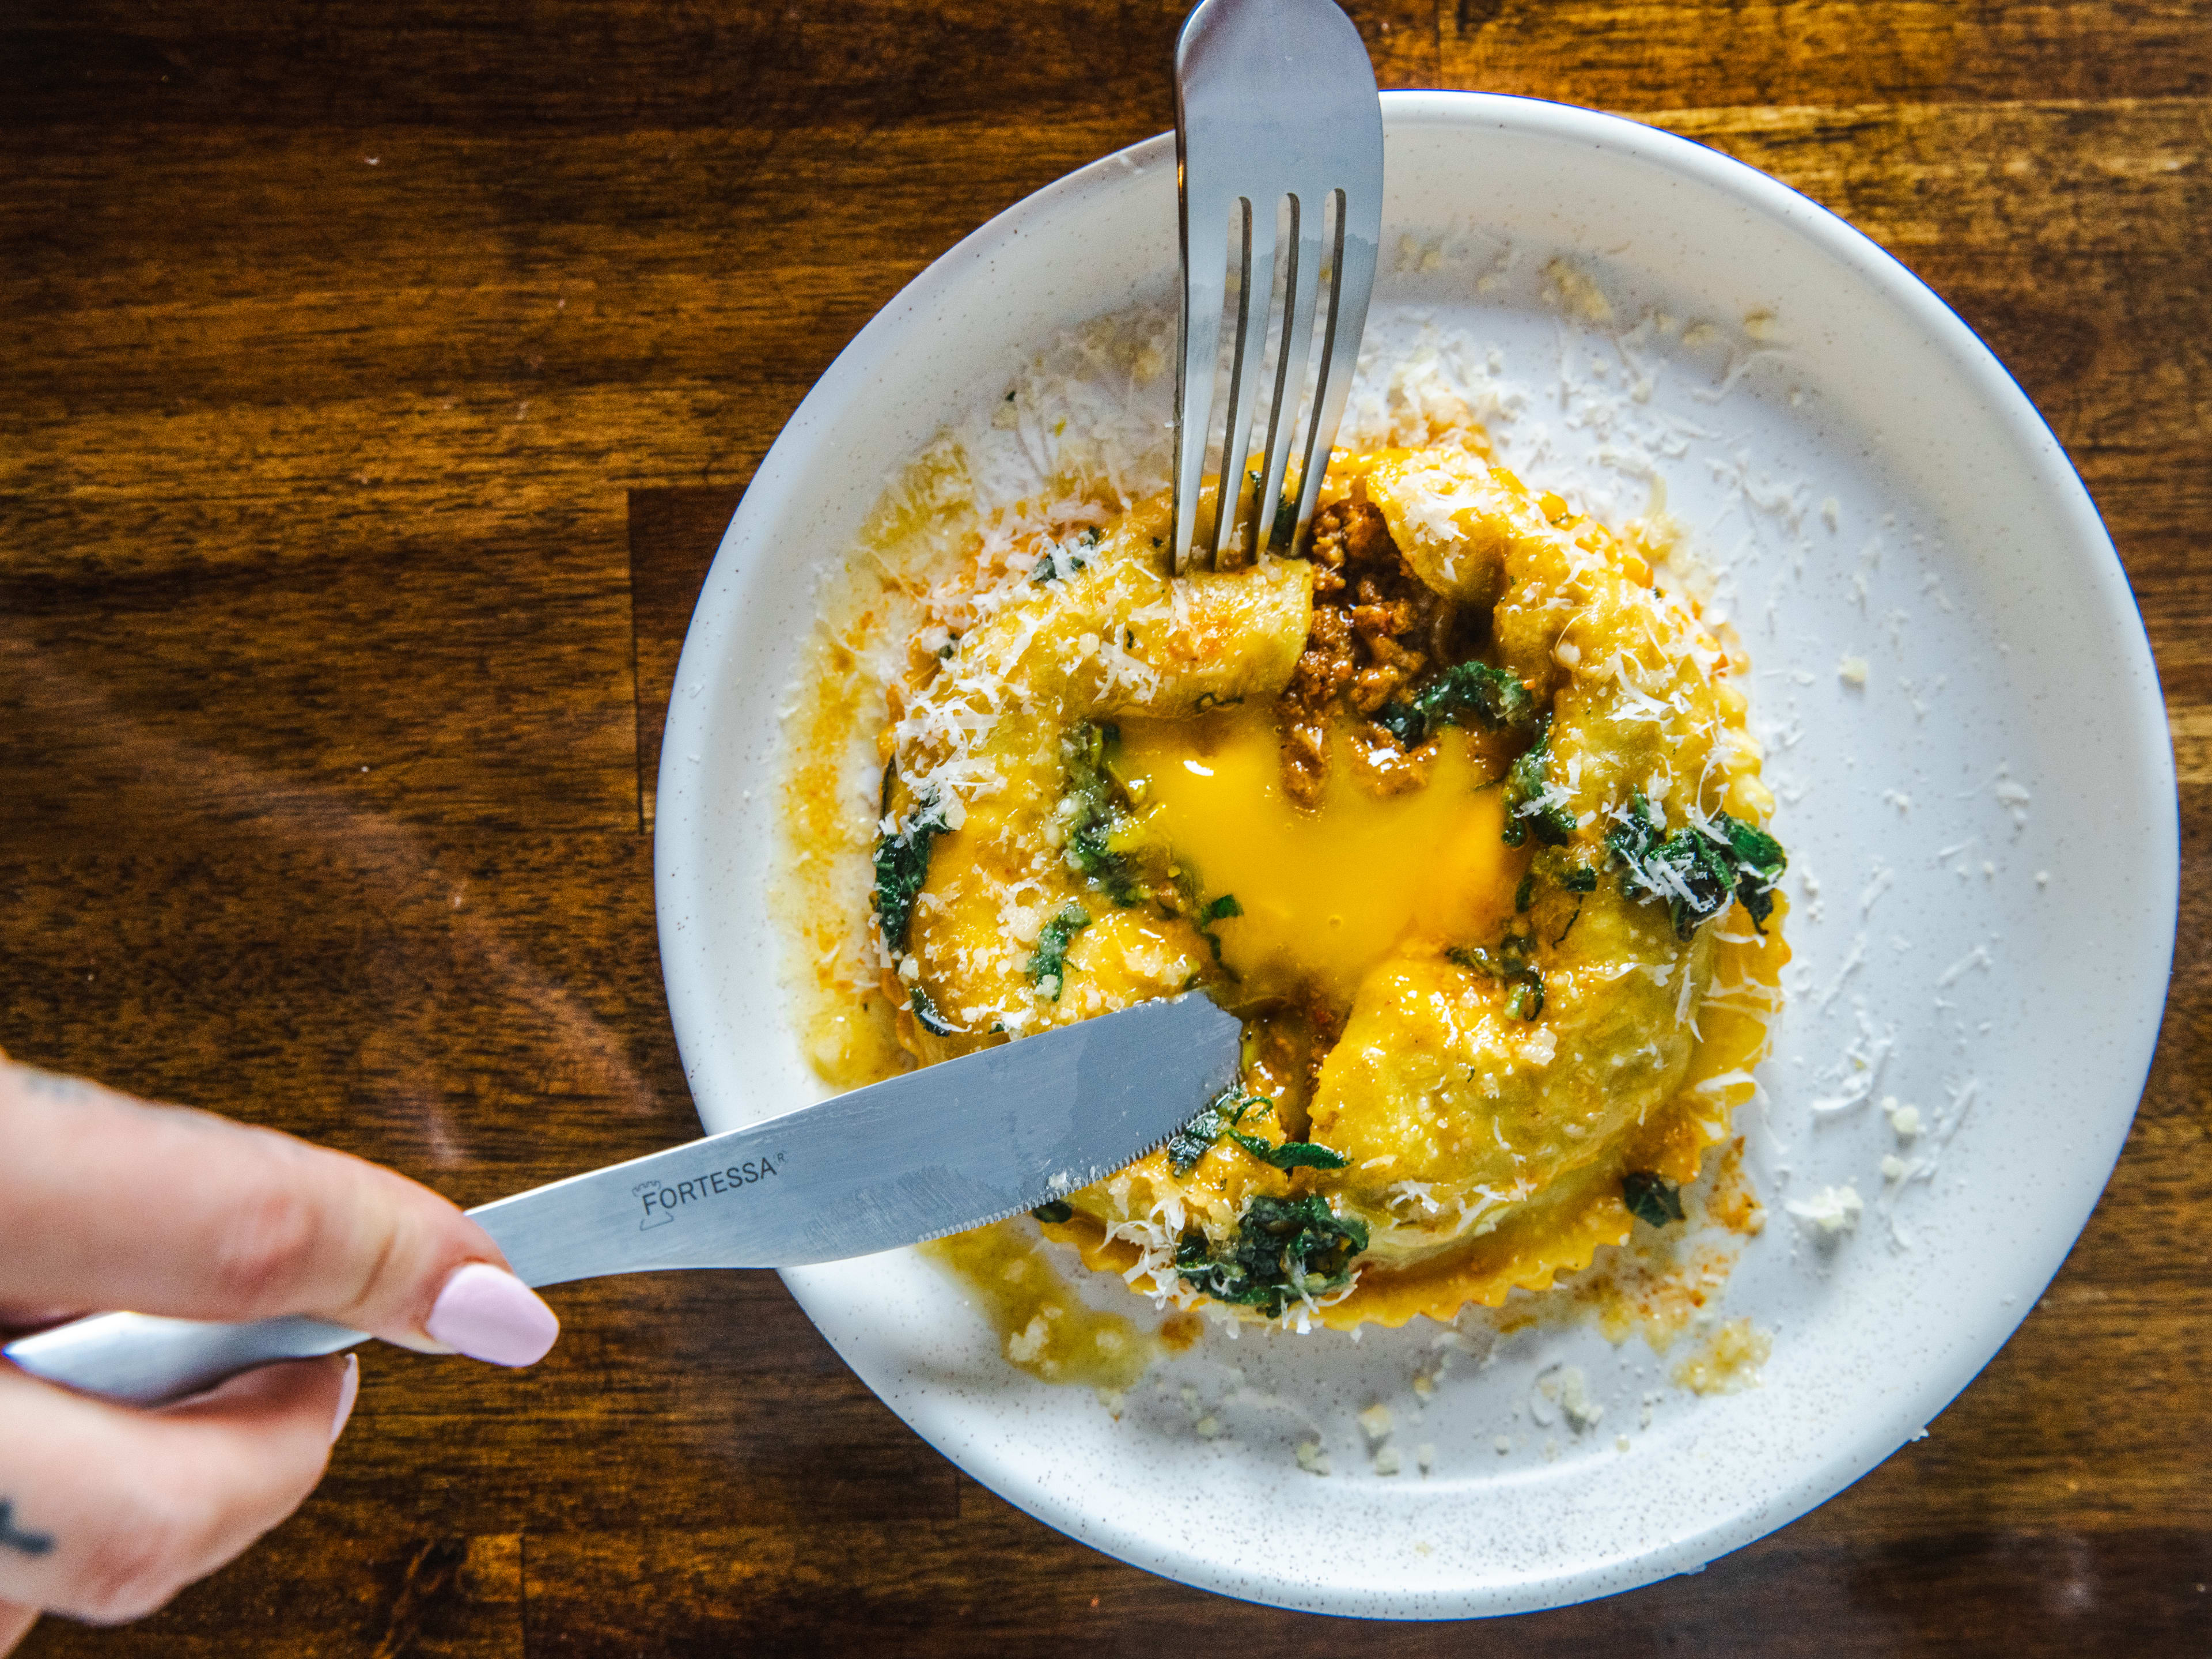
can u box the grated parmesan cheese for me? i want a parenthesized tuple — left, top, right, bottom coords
(1785, 1184, 1864, 1234)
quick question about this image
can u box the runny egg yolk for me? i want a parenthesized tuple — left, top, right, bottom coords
(1115, 707, 1522, 1004)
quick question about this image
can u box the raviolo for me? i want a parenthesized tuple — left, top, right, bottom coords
(853, 419, 1789, 1331)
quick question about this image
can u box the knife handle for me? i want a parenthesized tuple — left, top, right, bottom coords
(2, 1312, 365, 1407)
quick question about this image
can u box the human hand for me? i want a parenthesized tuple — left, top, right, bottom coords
(0, 1058, 560, 1651)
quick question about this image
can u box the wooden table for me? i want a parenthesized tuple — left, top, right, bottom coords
(3, 3, 2206, 1652)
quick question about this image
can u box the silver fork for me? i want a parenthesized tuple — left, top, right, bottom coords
(1172, 0, 1384, 574)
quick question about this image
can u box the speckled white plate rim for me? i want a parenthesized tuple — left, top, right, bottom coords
(653, 91, 2179, 1619)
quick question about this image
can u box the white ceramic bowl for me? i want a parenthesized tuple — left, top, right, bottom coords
(654, 92, 2176, 1618)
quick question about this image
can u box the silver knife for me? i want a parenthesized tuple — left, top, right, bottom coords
(2, 993, 1240, 1407)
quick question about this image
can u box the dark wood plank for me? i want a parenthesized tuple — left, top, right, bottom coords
(1647, 99, 2212, 260)
(342, 1274, 960, 1537)
(519, 1508, 2212, 1657)
(22, 1526, 526, 1658)
(0, 549, 637, 835)
(1443, 1, 2212, 109)
(629, 487, 744, 826)
(0, 1, 1441, 132)
(0, 823, 683, 1184)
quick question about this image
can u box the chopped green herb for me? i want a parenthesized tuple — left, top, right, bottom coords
(1449, 927, 1536, 978)
(1166, 1087, 1254, 1176)
(1242, 469, 1298, 551)
(1502, 720, 1575, 847)
(1605, 793, 1728, 936)
(1419, 659, 1538, 732)
(1194, 892, 1245, 968)
(1031, 527, 1103, 585)
(1372, 697, 1427, 748)
(1060, 722, 1147, 906)
(1721, 816, 1788, 932)
(1376, 661, 1538, 749)
(1229, 1131, 1351, 1171)
(1622, 1172, 1685, 1227)
(1529, 808, 1577, 846)
(872, 782, 950, 952)
(1539, 861, 1599, 944)
(1175, 1194, 1369, 1316)
(1606, 793, 1789, 938)
(1447, 927, 1545, 1021)
(1504, 927, 1536, 974)
(1025, 903, 1092, 1000)
(1373, 698, 1425, 748)
(1030, 1199, 1074, 1224)
(908, 983, 956, 1036)
(1513, 857, 1595, 927)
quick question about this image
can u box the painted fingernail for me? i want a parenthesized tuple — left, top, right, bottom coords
(425, 1263, 560, 1368)
(329, 1354, 360, 1445)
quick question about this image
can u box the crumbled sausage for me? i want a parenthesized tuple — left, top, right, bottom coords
(1277, 496, 1450, 805)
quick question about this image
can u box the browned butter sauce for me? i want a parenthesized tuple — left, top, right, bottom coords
(923, 1222, 1198, 1403)
(1672, 1316, 1773, 1395)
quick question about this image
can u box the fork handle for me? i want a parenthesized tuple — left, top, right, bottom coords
(3, 1311, 365, 1407)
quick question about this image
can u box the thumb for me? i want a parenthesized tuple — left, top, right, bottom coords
(1, 1060, 558, 1368)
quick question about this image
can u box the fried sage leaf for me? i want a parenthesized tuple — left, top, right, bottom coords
(1025, 904, 1092, 1001)
(1166, 1086, 1253, 1176)
(1228, 1132, 1351, 1171)
(1622, 1171, 1686, 1228)
(872, 782, 950, 952)
(1175, 1195, 1369, 1316)
(1606, 793, 1789, 938)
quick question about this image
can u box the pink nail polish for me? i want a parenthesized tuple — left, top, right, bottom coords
(329, 1354, 360, 1444)
(425, 1263, 560, 1368)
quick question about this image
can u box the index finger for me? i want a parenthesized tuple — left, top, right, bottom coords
(0, 1059, 554, 1363)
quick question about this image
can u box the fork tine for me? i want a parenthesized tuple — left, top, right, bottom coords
(1291, 181, 1380, 547)
(1172, 183, 1232, 577)
(1251, 190, 1324, 560)
(1207, 194, 1273, 569)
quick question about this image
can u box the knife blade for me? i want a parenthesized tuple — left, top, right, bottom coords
(2, 993, 1241, 1406)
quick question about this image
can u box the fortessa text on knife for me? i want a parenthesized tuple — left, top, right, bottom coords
(632, 1157, 782, 1230)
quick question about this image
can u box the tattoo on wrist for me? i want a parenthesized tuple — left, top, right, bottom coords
(8, 1063, 93, 1104)
(0, 1501, 55, 1558)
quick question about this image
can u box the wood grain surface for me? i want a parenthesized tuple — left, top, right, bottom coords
(3, 2, 2207, 1652)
